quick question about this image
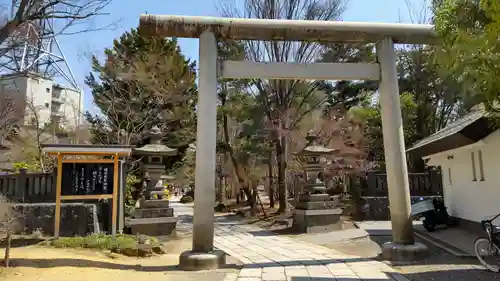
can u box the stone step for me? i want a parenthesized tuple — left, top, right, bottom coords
(298, 194, 330, 202)
(148, 190, 169, 197)
(149, 189, 167, 193)
(125, 217, 178, 225)
(139, 199, 169, 209)
(295, 201, 338, 210)
(292, 208, 343, 233)
(125, 217, 178, 236)
(132, 207, 174, 218)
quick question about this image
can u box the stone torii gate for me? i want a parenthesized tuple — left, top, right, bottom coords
(139, 15, 435, 270)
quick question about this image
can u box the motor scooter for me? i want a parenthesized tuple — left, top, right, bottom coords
(411, 197, 457, 232)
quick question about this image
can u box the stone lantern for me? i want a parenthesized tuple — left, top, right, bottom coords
(292, 131, 344, 233)
(126, 126, 179, 236)
(132, 126, 177, 200)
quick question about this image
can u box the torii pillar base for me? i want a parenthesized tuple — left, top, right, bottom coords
(179, 250, 226, 271)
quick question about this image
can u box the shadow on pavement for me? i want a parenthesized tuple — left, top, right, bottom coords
(240, 257, 373, 269)
(6, 258, 241, 271)
(368, 235, 479, 266)
(288, 272, 407, 280)
(289, 268, 500, 281)
(366, 235, 500, 281)
(403, 268, 500, 281)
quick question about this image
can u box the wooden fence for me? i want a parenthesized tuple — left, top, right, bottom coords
(354, 170, 443, 197)
(1, 168, 443, 203)
(283, 170, 443, 199)
(0, 169, 56, 202)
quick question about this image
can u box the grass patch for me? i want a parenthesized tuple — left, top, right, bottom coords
(41, 233, 161, 251)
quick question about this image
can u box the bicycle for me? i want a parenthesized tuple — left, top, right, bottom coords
(475, 213, 500, 272)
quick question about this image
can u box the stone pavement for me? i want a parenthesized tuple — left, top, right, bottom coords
(172, 199, 409, 281)
(355, 220, 476, 257)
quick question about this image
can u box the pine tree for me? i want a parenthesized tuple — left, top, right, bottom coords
(85, 29, 197, 147)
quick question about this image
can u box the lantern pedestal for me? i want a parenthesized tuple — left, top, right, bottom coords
(292, 132, 343, 233)
(292, 194, 343, 233)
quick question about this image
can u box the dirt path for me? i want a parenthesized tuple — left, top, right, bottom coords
(0, 237, 239, 281)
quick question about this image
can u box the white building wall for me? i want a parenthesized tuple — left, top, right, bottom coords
(60, 87, 83, 128)
(51, 85, 82, 128)
(0, 74, 83, 130)
(26, 76, 53, 128)
(428, 130, 500, 223)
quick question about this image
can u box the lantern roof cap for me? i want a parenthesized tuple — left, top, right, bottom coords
(133, 144, 178, 156)
(296, 145, 338, 155)
(133, 126, 178, 156)
(295, 131, 338, 155)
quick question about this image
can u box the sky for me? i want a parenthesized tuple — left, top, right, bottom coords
(54, 0, 429, 113)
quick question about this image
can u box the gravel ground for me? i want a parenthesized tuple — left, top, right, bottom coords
(323, 235, 500, 281)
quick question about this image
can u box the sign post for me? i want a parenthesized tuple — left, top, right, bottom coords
(42, 144, 132, 238)
(118, 160, 126, 234)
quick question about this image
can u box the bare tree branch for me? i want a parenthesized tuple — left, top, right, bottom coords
(218, 0, 348, 213)
(0, 96, 17, 136)
(0, 0, 116, 72)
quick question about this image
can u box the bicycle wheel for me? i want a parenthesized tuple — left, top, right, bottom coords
(474, 237, 500, 272)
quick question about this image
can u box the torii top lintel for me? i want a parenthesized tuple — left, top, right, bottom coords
(139, 15, 436, 45)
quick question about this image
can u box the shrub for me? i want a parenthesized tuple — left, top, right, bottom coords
(12, 162, 39, 172)
(180, 196, 194, 204)
(45, 233, 160, 251)
(125, 174, 140, 215)
(163, 189, 170, 199)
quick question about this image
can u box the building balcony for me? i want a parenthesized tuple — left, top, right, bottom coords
(51, 96, 65, 104)
(51, 110, 64, 117)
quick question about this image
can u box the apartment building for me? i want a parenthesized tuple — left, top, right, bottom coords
(0, 72, 83, 129)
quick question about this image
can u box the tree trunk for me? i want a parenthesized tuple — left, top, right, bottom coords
(216, 176, 223, 203)
(223, 176, 228, 203)
(220, 85, 253, 207)
(250, 182, 257, 216)
(3, 232, 12, 267)
(267, 150, 275, 208)
(240, 180, 254, 207)
(276, 136, 289, 213)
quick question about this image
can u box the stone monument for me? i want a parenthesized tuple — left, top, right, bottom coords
(292, 131, 344, 233)
(125, 126, 179, 236)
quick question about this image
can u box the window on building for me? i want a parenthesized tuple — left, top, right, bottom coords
(46, 88, 50, 93)
(478, 149, 485, 181)
(448, 167, 452, 185)
(471, 151, 477, 181)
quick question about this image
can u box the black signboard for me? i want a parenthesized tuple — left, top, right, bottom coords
(61, 163, 114, 196)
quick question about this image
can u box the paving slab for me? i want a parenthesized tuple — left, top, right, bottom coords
(173, 200, 406, 281)
(355, 220, 423, 236)
(295, 228, 369, 245)
(355, 220, 476, 257)
(413, 224, 476, 257)
(262, 272, 287, 280)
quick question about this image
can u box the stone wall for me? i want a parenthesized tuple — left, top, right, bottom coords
(13, 203, 100, 237)
(357, 196, 442, 221)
